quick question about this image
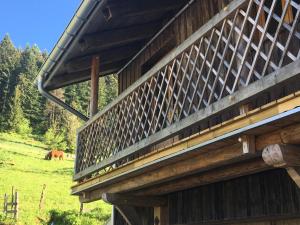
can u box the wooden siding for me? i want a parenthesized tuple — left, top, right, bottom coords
(113, 169, 300, 225)
(118, 0, 232, 93)
(168, 169, 300, 225)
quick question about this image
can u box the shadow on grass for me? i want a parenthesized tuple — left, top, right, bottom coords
(0, 138, 48, 150)
(9, 151, 43, 160)
(8, 167, 74, 176)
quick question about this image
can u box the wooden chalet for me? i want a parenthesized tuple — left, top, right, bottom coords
(38, 0, 300, 224)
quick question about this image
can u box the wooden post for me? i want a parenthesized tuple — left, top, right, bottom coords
(39, 184, 46, 211)
(90, 56, 100, 117)
(11, 186, 14, 208)
(3, 193, 7, 214)
(80, 203, 84, 215)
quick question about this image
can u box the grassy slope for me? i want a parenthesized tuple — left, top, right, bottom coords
(0, 133, 111, 225)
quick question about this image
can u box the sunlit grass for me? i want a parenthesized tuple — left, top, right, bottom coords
(0, 133, 111, 225)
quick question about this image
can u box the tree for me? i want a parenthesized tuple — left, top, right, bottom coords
(105, 74, 118, 105)
(64, 102, 81, 152)
(0, 34, 21, 130)
(98, 77, 107, 110)
(8, 85, 32, 135)
(44, 124, 67, 150)
(17, 45, 47, 134)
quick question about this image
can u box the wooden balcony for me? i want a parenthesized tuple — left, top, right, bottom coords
(73, 0, 300, 192)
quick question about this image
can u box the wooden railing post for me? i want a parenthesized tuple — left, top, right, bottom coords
(90, 56, 100, 117)
(3, 193, 7, 214)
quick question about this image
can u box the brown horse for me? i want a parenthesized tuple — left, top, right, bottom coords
(45, 150, 64, 160)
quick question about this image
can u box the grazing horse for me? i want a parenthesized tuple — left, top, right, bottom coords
(45, 150, 64, 160)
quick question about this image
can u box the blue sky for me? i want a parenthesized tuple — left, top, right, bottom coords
(0, 1, 82, 52)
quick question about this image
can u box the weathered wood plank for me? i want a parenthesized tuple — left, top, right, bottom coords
(102, 193, 167, 207)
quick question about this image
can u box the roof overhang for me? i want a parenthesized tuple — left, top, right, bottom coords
(38, 0, 190, 91)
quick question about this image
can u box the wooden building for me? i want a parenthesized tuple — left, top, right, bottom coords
(38, 0, 300, 224)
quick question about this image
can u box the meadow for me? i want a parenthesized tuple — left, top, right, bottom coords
(0, 133, 111, 225)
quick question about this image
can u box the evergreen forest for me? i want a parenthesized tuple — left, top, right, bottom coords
(0, 34, 118, 152)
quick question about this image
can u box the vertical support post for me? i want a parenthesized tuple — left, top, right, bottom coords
(238, 104, 255, 154)
(80, 202, 84, 215)
(90, 56, 100, 117)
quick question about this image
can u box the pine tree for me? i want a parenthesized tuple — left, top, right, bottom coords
(17, 45, 47, 134)
(8, 85, 32, 135)
(64, 101, 81, 152)
(0, 34, 21, 130)
(98, 77, 107, 110)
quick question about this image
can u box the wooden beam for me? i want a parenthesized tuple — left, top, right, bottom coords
(286, 167, 300, 188)
(137, 158, 269, 196)
(107, 0, 185, 18)
(262, 144, 300, 168)
(79, 22, 159, 51)
(90, 56, 100, 117)
(102, 193, 167, 207)
(115, 205, 141, 225)
(262, 144, 300, 188)
(66, 45, 141, 73)
(47, 60, 127, 90)
(79, 143, 247, 202)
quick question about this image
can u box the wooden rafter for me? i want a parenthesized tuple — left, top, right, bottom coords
(47, 60, 127, 90)
(65, 45, 141, 73)
(79, 22, 160, 51)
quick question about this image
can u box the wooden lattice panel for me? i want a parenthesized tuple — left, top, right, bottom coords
(75, 0, 300, 178)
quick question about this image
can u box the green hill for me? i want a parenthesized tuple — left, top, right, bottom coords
(0, 133, 111, 225)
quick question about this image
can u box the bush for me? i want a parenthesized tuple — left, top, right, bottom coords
(48, 208, 110, 225)
(44, 127, 67, 150)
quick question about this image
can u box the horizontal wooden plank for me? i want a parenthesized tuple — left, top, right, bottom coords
(79, 143, 246, 203)
(135, 158, 270, 196)
(102, 193, 167, 207)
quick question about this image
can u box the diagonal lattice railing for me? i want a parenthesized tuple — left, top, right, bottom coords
(75, 0, 300, 180)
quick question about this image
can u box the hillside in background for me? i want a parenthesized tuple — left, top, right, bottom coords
(0, 34, 118, 152)
(0, 133, 111, 225)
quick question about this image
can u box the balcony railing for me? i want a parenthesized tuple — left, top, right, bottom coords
(74, 0, 300, 180)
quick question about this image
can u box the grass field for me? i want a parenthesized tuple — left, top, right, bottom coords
(0, 133, 111, 225)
